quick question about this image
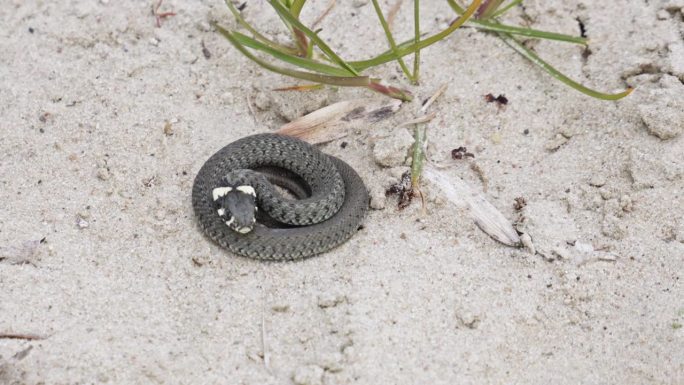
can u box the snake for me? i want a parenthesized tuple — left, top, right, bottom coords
(192, 133, 369, 261)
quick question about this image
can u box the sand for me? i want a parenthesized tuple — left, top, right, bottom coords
(1, 1, 683, 384)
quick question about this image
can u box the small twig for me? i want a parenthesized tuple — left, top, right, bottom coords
(312, 0, 336, 29)
(420, 83, 448, 113)
(399, 111, 436, 127)
(261, 312, 270, 371)
(386, 0, 404, 29)
(0, 333, 45, 341)
(152, 0, 176, 28)
(246, 94, 258, 124)
(469, 162, 489, 192)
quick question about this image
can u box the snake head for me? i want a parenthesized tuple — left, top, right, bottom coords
(212, 185, 257, 234)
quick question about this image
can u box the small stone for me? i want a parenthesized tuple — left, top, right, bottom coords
(293, 365, 324, 385)
(372, 129, 414, 167)
(191, 255, 210, 267)
(318, 352, 344, 373)
(154, 209, 166, 221)
(180, 50, 198, 64)
(599, 187, 615, 200)
(456, 311, 481, 329)
(271, 304, 290, 313)
(253, 92, 271, 110)
(619, 195, 634, 213)
(195, 20, 211, 32)
(657, 9, 670, 19)
(675, 220, 684, 244)
(603, 198, 622, 218)
(545, 134, 568, 151)
(97, 167, 110, 181)
(588, 175, 606, 187)
(552, 246, 571, 260)
(149, 37, 160, 46)
(369, 187, 386, 210)
(163, 121, 174, 136)
(559, 125, 579, 138)
(519, 233, 535, 254)
(389, 167, 409, 180)
(626, 148, 682, 189)
(246, 349, 262, 362)
(76, 215, 89, 229)
(639, 101, 683, 140)
(634, 77, 684, 140)
(574, 241, 594, 254)
(538, 250, 556, 262)
(318, 292, 346, 308)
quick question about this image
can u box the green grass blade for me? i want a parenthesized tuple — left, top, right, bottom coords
(476, 0, 506, 19)
(290, 0, 306, 17)
(220, 27, 371, 87)
(224, 29, 351, 76)
(370, 0, 414, 81)
(447, 0, 628, 100)
(499, 33, 632, 100)
(288, 0, 309, 56)
(223, 0, 297, 55)
(447, 0, 467, 14)
(410, 123, 426, 189)
(448, 0, 586, 45)
(465, 20, 587, 45)
(413, 0, 420, 83)
(350, 0, 483, 70)
(268, 0, 360, 76)
(491, 0, 522, 18)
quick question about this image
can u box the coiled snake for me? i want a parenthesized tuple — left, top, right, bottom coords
(192, 133, 369, 260)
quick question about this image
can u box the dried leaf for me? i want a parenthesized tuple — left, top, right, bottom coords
(277, 98, 402, 144)
(424, 165, 521, 246)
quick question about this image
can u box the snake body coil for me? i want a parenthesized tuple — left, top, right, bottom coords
(192, 133, 369, 260)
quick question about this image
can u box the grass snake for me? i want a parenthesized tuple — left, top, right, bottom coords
(192, 133, 369, 260)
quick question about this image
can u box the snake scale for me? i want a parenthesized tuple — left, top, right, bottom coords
(192, 133, 369, 260)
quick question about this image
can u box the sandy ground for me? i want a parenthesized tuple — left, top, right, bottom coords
(1, 1, 683, 384)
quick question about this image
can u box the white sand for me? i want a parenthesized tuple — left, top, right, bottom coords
(1, 1, 683, 384)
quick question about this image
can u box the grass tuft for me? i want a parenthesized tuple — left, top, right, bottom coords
(217, 0, 631, 101)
